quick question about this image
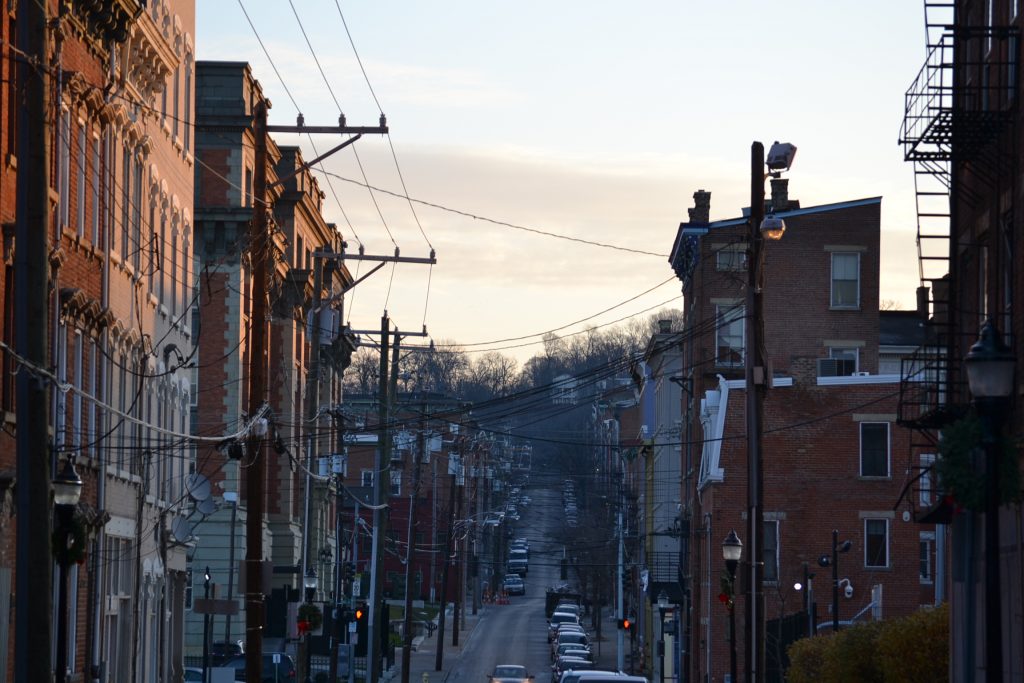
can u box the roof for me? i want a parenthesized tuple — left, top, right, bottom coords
(880, 310, 930, 347)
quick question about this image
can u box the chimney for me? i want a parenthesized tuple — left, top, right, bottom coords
(770, 178, 789, 212)
(916, 285, 930, 319)
(688, 189, 711, 224)
(658, 319, 672, 334)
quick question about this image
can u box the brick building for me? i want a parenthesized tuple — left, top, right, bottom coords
(189, 59, 358, 658)
(900, 2, 1024, 679)
(0, 1, 197, 680)
(668, 186, 937, 682)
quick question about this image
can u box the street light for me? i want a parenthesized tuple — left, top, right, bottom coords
(304, 568, 318, 683)
(53, 457, 82, 683)
(965, 318, 1015, 683)
(744, 140, 796, 683)
(818, 530, 851, 633)
(202, 567, 212, 683)
(722, 531, 742, 683)
(657, 590, 669, 683)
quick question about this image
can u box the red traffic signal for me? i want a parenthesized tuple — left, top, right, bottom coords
(617, 618, 632, 631)
(355, 607, 364, 620)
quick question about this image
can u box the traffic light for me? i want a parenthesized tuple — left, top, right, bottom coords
(617, 618, 633, 631)
(354, 602, 369, 656)
(343, 562, 355, 582)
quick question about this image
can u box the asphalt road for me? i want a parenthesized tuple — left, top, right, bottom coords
(443, 478, 576, 683)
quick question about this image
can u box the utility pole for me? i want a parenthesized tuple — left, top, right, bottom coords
(14, 0, 52, 679)
(452, 478, 463, 647)
(244, 97, 271, 683)
(616, 482, 625, 672)
(367, 314, 390, 683)
(400, 410, 427, 683)
(434, 453, 458, 671)
(745, 141, 767, 683)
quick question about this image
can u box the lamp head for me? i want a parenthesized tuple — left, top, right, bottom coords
(53, 457, 83, 507)
(766, 141, 798, 172)
(721, 529, 743, 562)
(304, 567, 318, 590)
(838, 540, 852, 554)
(964, 318, 1015, 399)
(657, 590, 669, 611)
(760, 214, 786, 241)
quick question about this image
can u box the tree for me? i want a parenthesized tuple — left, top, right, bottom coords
(344, 347, 379, 394)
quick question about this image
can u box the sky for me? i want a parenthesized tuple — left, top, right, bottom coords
(197, 1, 927, 363)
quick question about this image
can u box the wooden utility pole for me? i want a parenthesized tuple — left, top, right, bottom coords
(367, 315, 391, 683)
(244, 98, 271, 683)
(434, 468, 458, 671)
(400, 412, 426, 683)
(14, 0, 53, 680)
(745, 141, 767, 683)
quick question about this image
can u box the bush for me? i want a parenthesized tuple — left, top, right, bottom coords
(786, 604, 948, 683)
(876, 603, 948, 683)
(787, 635, 830, 683)
(822, 620, 884, 683)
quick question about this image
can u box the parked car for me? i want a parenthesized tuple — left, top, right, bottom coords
(503, 574, 526, 596)
(551, 631, 590, 657)
(210, 640, 244, 665)
(552, 657, 593, 680)
(554, 646, 593, 663)
(222, 652, 297, 682)
(489, 664, 535, 683)
(548, 612, 580, 640)
(183, 668, 204, 682)
(557, 670, 623, 683)
(508, 558, 528, 576)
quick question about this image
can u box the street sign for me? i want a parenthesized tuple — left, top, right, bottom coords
(272, 653, 281, 664)
(352, 575, 362, 597)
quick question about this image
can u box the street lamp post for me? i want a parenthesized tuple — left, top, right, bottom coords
(818, 530, 851, 633)
(53, 457, 83, 683)
(304, 568, 319, 683)
(964, 319, 1015, 683)
(722, 531, 742, 683)
(657, 590, 669, 683)
(201, 567, 212, 683)
(745, 140, 795, 683)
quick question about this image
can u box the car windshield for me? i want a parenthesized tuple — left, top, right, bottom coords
(494, 666, 527, 678)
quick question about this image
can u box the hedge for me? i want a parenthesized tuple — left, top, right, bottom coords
(786, 603, 948, 682)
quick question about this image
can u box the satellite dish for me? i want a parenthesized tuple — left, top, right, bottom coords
(195, 497, 218, 516)
(170, 516, 193, 544)
(185, 473, 211, 502)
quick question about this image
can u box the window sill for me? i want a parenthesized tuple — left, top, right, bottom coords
(864, 565, 892, 572)
(858, 475, 893, 481)
(829, 305, 861, 311)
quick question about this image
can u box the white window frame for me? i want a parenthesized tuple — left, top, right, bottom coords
(715, 304, 745, 367)
(390, 469, 402, 496)
(830, 252, 860, 309)
(859, 422, 890, 478)
(919, 531, 935, 584)
(58, 108, 72, 229)
(919, 453, 937, 506)
(864, 518, 890, 568)
(91, 133, 101, 244)
(828, 347, 859, 374)
(361, 469, 374, 488)
(715, 247, 746, 272)
(77, 123, 87, 237)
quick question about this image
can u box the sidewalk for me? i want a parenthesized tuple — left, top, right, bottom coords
(382, 605, 484, 683)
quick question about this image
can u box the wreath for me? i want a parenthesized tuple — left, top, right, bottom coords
(298, 602, 323, 633)
(934, 414, 1022, 512)
(52, 511, 88, 566)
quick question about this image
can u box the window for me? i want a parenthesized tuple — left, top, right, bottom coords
(77, 124, 86, 236)
(715, 304, 745, 366)
(830, 252, 860, 308)
(860, 423, 890, 477)
(183, 61, 193, 152)
(919, 532, 934, 584)
(919, 453, 936, 506)
(121, 146, 132, 261)
(58, 109, 71, 229)
(132, 160, 143, 271)
(715, 247, 746, 272)
(390, 469, 402, 496)
(864, 518, 889, 568)
(829, 347, 859, 374)
(361, 469, 374, 487)
(172, 67, 180, 139)
(91, 135, 101, 243)
(763, 520, 779, 582)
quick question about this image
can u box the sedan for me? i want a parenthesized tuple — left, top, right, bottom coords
(503, 575, 526, 596)
(490, 664, 535, 683)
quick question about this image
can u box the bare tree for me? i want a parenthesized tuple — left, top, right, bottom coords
(343, 346, 379, 394)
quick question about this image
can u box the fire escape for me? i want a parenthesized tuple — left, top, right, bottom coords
(897, 0, 1019, 520)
